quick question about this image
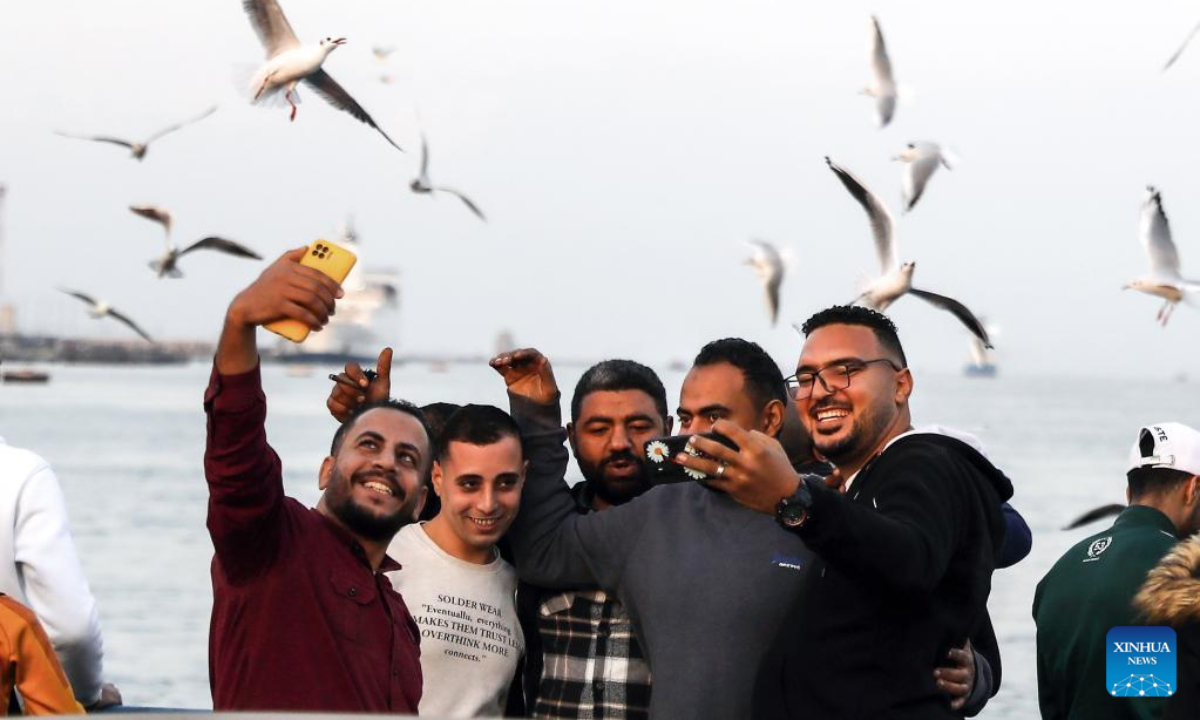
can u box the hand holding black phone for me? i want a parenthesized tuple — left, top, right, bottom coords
(642, 432, 739, 484)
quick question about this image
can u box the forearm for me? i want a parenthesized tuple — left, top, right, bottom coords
(507, 393, 598, 588)
(795, 479, 954, 593)
(215, 307, 258, 375)
(203, 363, 284, 571)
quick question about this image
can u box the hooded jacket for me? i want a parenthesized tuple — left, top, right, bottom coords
(759, 432, 1013, 720)
(1134, 534, 1200, 720)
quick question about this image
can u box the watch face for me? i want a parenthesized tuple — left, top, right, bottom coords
(777, 498, 808, 528)
(781, 505, 807, 527)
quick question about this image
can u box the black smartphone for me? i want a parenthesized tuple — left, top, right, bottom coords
(642, 432, 739, 484)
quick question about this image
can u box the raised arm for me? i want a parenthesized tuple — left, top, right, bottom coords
(491, 349, 647, 591)
(206, 249, 343, 579)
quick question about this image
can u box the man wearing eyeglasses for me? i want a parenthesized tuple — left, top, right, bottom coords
(678, 305, 1013, 719)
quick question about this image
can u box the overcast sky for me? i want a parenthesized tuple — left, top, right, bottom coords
(2, 1, 1199, 376)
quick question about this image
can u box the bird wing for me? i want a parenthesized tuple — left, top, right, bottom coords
(902, 155, 941, 212)
(433, 187, 487, 221)
(1141, 187, 1183, 281)
(1164, 19, 1200, 72)
(243, 0, 301, 57)
(908, 287, 992, 348)
(303, 70, 404, 152)
(57, 287, 99, 307)
(55, 132, 135, 149)
(145, 105, 218, 143)
(765, 275, 781, 325)
(419, 133, 431, 180)
(870, 16, 895, 87)
(179, 237, 264, 260)
(1062, 503, 1125, 530)
(826, 157, 897, 273)
(106, 308, 154, 342)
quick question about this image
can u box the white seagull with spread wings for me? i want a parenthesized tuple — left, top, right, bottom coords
(825, 157, 992, 347)
(242, 0, 402, 151)
(744, 239, 785, 326)
(410, 133, 486, 221)
(56, 106, 217, 162)
(130, 205, 262, 279)
(57, 289, 153, 342)
(1126, 186, 1199, 325)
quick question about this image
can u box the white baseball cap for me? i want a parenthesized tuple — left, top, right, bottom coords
(1128, 422, 1200, 476)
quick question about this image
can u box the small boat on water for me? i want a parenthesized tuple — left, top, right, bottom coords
(963, 317, 998, 378)
(2, 369, 50, 384)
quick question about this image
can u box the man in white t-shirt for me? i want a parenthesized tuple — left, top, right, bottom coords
(387, 404, 527, 718)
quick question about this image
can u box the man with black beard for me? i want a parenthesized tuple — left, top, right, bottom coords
(204, 249, 429, 712)
(518, 359, 669, 718)
(681, 306, 1012, 719)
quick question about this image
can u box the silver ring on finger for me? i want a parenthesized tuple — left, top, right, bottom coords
(715, 461, 728, 479)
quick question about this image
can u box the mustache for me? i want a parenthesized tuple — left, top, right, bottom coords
(600, 450, 641, 468)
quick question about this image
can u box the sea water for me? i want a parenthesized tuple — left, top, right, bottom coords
(0, 361, 1195, 716)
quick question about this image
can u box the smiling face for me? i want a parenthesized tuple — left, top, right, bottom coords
(795, 323, 912, 473)
(569, 390, 669, 508)
(319, 407, 430, 542)
(427, 437, 526, 564)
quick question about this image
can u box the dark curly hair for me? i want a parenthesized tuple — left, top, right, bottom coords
(799, 305, 907, 367)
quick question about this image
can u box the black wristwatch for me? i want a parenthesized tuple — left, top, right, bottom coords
(776, 475, 817, 530)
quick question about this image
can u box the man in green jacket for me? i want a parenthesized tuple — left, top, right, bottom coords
(1034, 422, 1200, 719)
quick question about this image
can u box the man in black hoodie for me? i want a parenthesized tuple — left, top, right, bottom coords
(679, 305, 1013, 719)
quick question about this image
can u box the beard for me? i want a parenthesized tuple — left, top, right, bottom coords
(577, 450, 653, 507)
(325, 467, 418, 542)
(810, 398, 892, 464)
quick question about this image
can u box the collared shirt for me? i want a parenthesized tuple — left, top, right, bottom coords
(525, 482, 651, 719)
(203, 364, 422, 712)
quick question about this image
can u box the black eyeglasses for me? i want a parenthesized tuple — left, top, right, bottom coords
(784, 359, 904, 400)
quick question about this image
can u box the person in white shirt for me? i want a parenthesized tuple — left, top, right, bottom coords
(387, 405, 526, 718)
(0, 437, 120, 709)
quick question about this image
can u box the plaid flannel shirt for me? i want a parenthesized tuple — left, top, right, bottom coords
(525, 482, 651, 719)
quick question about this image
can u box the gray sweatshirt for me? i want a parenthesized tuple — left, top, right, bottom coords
(507, 394, 813, 719)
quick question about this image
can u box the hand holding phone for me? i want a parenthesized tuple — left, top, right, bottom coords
(642, 432, 739, 484)
(265, 240, 357, 343)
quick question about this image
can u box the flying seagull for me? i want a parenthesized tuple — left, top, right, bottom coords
(864, 15, 898, 128)
(825, 157, 992, 347)
(242, 0, 402, 151)
(56, 106, 218, 162)
(57, 288, 153, 342)
(372, 45, 396, 62)
(1062, 503, 1126, 531)
(1125, 186, 1199, 325)
(744, 239, 785, 325)
(129, 205, 262, 278)
(410, 133, 486, 221)
(1163, 19, 1200, 72)
(894, 142, 951, 213)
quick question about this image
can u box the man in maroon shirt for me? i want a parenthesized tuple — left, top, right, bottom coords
(204, 248, 428, 712)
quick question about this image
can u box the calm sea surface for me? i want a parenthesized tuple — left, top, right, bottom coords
(0, 361, 1196, 716)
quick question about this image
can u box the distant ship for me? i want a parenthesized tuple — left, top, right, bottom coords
(271, 219, 399, 366)
(963, 320, 997, 378)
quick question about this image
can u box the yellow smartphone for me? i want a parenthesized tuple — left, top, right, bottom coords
(264, 239, 358, 343)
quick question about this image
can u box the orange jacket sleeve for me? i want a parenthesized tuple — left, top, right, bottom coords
(0, 596, 84, 715)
